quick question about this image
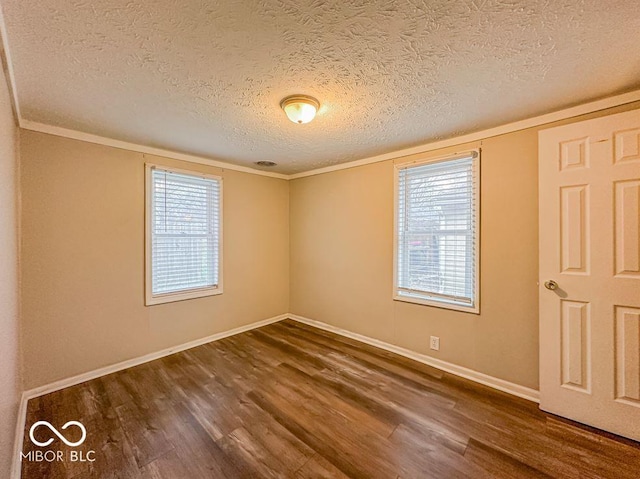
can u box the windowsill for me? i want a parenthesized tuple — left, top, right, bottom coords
(146, 286, 223, 306)
(393, 293, 479, 314)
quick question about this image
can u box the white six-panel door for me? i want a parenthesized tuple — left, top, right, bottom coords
(539, 108, 640, 440)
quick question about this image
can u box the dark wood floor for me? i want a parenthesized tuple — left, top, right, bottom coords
(22, 320, 640, 478)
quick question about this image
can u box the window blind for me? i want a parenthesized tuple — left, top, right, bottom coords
(150, 168, 220, 296)
(396, 153, 478, 308)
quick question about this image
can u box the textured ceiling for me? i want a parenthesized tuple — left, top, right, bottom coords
(3, 0, 640, 174)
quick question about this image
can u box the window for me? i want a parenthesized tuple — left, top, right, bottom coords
(394, 151, 479, 313)
(145, 164, 222, 305)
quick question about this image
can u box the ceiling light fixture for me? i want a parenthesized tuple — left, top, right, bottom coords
(280, 95, 320, 124)
(255, 161, 277, 167)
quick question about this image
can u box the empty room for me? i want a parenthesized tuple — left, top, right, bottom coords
(1, 1, 640, 478)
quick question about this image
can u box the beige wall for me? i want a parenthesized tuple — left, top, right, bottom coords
(0, 65, 21, 476)
(18, 100, 640, 393)
(290, 102, 640, 391)
(20, 131, 290, 389)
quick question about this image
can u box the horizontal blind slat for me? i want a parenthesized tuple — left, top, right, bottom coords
(397, 154, 477, 307)
(151, 169, 221, 296)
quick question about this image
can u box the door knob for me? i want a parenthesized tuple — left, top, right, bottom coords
(544, 280, 558, 291)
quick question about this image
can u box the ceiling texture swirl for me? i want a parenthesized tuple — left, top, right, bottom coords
(2, 0, 640, 173)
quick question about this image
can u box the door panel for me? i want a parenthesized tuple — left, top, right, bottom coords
(560, 185, 589, 274)
(560, 300, 591, 392)
(616, 306, 640, 405)
(615, 180, 640, 277)
(539, 108, 640, 441)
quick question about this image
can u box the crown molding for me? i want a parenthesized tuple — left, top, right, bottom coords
(288, 89, 640, 179)
(0, 1, 20, 124)
(2, 1, 639, 181)
(17, 88, 640, 181)
(20, 120, 289, 179)
(0, 6, 286, 181)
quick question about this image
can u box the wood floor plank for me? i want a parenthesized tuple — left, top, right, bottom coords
(294, 454, 350, 479)
(281, 362, 468, 455)
(219, 425, 303, 479)
(114, 400, 174, 469)
(77, 404, 140, 479)
(272, 321, 446, 384)
(463, 438, 553, 479)
(138, 449, 194, 479)
(162, 398, 257, 478)
(20, 320, 640, 479)
(272, 363, 397, 439)
(247, 388, 374, 478)
(387, 424, 490, 479)
(258, 324, 459, 415)
(275, 321, 445, 380)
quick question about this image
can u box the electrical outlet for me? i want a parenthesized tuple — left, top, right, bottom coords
(430, 336, 440, 351)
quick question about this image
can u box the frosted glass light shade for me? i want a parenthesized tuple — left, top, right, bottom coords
(280, 95, 319, 124)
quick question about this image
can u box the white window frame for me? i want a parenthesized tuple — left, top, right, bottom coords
(145, 163, 223, 306)
(393, 150, 480, 314)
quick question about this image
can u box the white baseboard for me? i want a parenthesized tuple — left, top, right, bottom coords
(12, 313, 288, 479)
(288, 314, 540, 403)
(22, 313, 288, 401)
(23, 312, 538, 404)
(10, 391, 28, 479)
(12, 311, 540, 479)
